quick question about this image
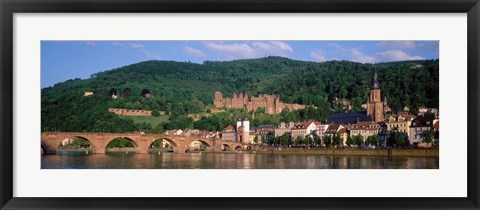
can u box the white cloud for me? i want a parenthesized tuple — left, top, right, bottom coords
(85, 41, 96, 47)
(130, 43, 145, 49)
(204, 42, 256, 58)
(329, 43, 423, 63)
(372, 50, 424, 62)
(250, 42, 270, 51)
(310, 50, 327, 62)
(204, 41, 294, 59)
(112, 42, 161, 60)
(184, 46, 206, 58)
(112, 42, 126, 47)
(269, 41, 294, 52)
(349, 48, 376, 63)
(139, 49, 161, 60)
(377, 41, 417, 49)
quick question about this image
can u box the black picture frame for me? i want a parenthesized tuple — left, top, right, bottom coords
(1, 0, 479, 209)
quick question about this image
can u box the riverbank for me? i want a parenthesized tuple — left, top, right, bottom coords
(56, 148, 93, 155)
(253, 148, 439, 157)
(105, 147, 136, 152)
(206, 148, 439, 157)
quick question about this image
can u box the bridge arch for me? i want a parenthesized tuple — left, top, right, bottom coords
(41, 135, 97, 154)
(222, 144, 232, 151)
(57, 136, 94, 155)
(148, 137, 177, 153)
(59, 136, 92, 147)
(234, 145, 243, 151)
(105, 137, 139, 154)
(188, 140, 212, 152)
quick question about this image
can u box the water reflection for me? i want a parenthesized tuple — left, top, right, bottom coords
(41, 153, 439, 169)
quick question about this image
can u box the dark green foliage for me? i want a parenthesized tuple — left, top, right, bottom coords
(305, 136, 313, 146)
(346, 136, 354, 147)
(42, 57, 438, 132)
(193, 115, 232, 132)
(295, 135, 305, 146)
(267, 133, 275, 145)
(41, 94, 137, 133)
(280, 133, 290, 146)
(150, 123, 166, 134)
(423, 131, 433, 144)
(366, 135, 380, 146)
(314, 135, 321, 146)
(353, 134, 363, 146)
(136, 122, 152, 133)
(165, 115, 194, 130)
(395, 132, 406, 146)
(332, 134, 342, 146)
(323, 135, 332, 147)
(152, 110, 160, 117)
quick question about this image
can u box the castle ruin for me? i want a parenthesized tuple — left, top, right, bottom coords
(214, 91, 305, 114)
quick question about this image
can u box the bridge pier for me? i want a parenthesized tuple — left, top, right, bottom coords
(94, 148, 106, 154)
(173, 140, 187, 153)
(214, 141, 223, 151)
(135, 137, 150, 154)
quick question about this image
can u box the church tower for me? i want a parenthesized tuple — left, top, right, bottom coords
(366, 71, 384, 122)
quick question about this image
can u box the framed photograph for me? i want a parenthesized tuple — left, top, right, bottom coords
(1, 0, 479, 209)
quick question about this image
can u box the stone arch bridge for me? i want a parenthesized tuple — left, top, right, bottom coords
(41, 132, 245, 154)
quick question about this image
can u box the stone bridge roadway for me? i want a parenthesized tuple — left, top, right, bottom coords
(41, 132, 245, 154)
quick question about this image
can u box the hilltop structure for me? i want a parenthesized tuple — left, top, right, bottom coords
(214, 91, 305, 114)
(108, 108, 154, 116)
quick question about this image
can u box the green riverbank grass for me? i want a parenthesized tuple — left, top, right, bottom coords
(119, 115, 170, 127)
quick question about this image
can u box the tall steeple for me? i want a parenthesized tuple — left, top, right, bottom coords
(367, 70, 384, 122)
(371, 70, 379, 90)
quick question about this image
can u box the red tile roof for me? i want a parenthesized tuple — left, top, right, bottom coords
(356, 121, 375, 126)
(325, 124, 341, 134)
(223, 125, 234, 132)
(296, 121, 313, 127)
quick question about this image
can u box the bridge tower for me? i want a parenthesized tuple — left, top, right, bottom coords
(236, 117, 250, 145)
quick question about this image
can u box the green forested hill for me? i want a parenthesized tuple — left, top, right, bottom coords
(41, 57, 439, 133)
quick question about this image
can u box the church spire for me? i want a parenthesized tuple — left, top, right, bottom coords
(371, 70, 379, 89)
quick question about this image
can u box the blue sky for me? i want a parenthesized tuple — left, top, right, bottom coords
(41, 40, 439, 88)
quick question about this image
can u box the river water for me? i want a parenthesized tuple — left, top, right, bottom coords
(41, 153, 439, 169)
